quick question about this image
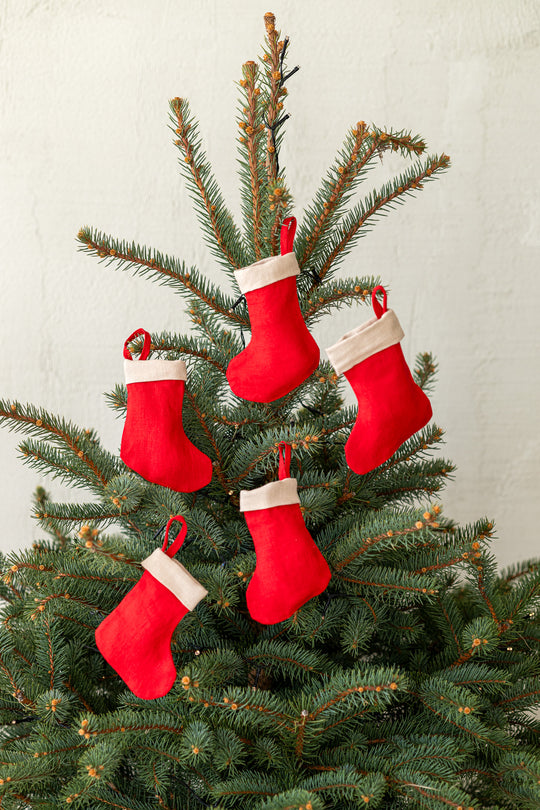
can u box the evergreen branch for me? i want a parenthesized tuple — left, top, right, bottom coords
(265, 168, 293, 262)
(299, 767, 386, 804)
(25, 742, 88, 759)
(374, 460, 454, 503)
(133, 331, 232, 373)
(450, 642, 488, 670)
(75, 527, 141, 567)
(208, 411, 270, 429)
(502, 580, 540, 627)
(262, 13, 285, 185)
(30, 592, 108, 620)
(494, 683, 540, 710)
(187, 688, 291, 727)
(301, 277, 379, 324)
(259, 14, 296, 253)
(55, 614, 98, 633)
(244, 641, 332, 682)
(441, 519, 494, 554)
(391, 777, 471, 809)
(42, 617, 55, 690)
(308, 679, 402, 723)
(77, 227, 246, 326)
(298, 123, 379, 269)
(292, 367, 345, 419)
(238, 61, 266, 261)
(228, 441, 278, 486)
(75, 712, 185, 739)
(320, 417, 355, 437)
(0, 775, 60, 792)
(212, 773, 279, 803)
(415, 689, 512, 751)
(62, 679, 99, 713)
(52, 570, 138, 587)
(500, 560, 540, 584)
(18, 440, 97, 489)
(0, 575, 23, 603)
(333, 514, 440, 574)
(336, 567, 438, 598)
(270, 208, 284, 258)
(183, 390, 229, 497)
(255, 789, 324, 810)
(476, 556, 500, 628)
(264, 368, 324, 415)
(33, 487, 70, 547)
(334, 468, 354, 507)
(413, 353, 439, 394)
(8, 795, 33, 806)
(297, 125, 427, 274)
(186, 301, 249, 359)
(378, 425, 445, 471)
(412, 555, 464, 576)
(169, 97, 245, 273)
(316, 152, 451, 284)
(226, 415, 347, 487)
(137, 744, 181, 768)
(33, 499, 141, 530)
(0, 655, 36, 711)
(11, 649, 31, 668)
(444, 665, 508, 693)
(104, 384, 127, 416)
(0, 401, 112, 487)
(73, 794, 150, 810)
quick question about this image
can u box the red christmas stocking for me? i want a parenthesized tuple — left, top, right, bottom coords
(326, 286, 432, 475)
(240, 443, 331, 624)
(121, 329, 213, 492)
(226, 218, 320, 402)
(95, 516, 207, 699)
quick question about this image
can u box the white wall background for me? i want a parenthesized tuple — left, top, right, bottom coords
(0, 0, 539, 570)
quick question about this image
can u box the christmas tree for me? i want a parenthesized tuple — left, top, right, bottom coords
(1, 11, 539, 810)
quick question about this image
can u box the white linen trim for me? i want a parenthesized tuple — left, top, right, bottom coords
(141, 549, 207, 611)
(124, 358, 187, 384)
(240, 478, 300, 511)
(325, 310, 404, 375)
(235, 252, 300, 294)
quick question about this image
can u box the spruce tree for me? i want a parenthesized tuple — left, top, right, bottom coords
(1, 12, 539, 810)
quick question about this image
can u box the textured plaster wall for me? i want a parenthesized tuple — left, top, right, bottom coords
(0, 0, 539, 569)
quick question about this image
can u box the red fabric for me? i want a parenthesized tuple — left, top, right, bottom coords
(95, 568, 188, 700)
(280, 217, 297, 254)
(121, 377, 213, 492)
(95, 515, 199, 700)
(371, 285, 387, 319)
(226, 275, 320, 402)
(278, 441, 292, 478)
(344, 342, 432, 475)
(161, 514, 188, 556)
(124, 328, 151, 360)
(244, 501, 331, 625)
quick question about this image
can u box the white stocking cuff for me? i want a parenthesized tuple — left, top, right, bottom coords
(141, 549, 207, 610)
(124, 358, 187, 384)
(325, 310, 404, 375)
(240, 478, 300, 512)
(235, 252, 300, 294)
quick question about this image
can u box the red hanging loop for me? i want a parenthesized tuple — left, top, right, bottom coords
(278, 442, 292, 479)
(280, 216, 297, 255)
(162, 515, 188, 557)
(372, 286, 388, 320)
(124, 328, 152, 360)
